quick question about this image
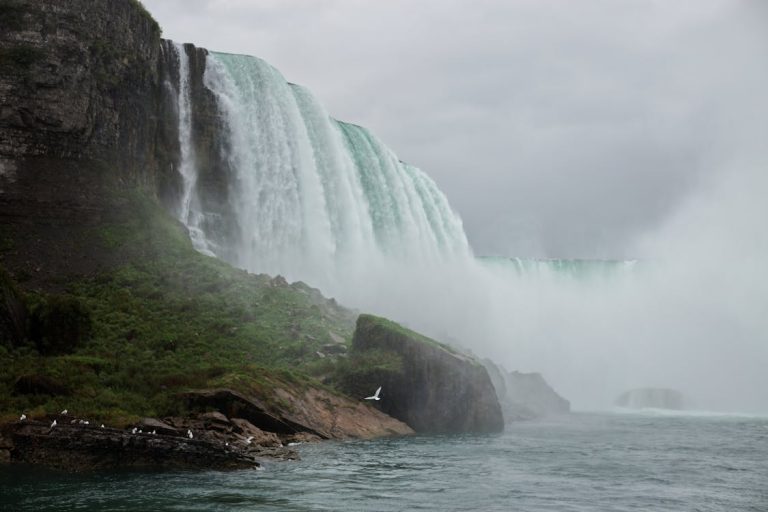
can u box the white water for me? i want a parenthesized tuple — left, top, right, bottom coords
(171, 42, 215, 256)
(168, 48, 768, 414)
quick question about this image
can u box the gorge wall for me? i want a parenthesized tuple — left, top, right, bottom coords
(0, 0, 183, 285)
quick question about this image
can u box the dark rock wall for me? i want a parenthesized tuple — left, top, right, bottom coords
(0, 0, 189, 285)
(0, 0, 243, 270)
(346, 315, 504, 434)
(0, 0, 163, 182)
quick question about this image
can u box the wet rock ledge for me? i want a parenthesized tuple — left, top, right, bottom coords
(0, 412, 305, 471)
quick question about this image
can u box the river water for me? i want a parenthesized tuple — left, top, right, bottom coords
(2, 411, 766, 511)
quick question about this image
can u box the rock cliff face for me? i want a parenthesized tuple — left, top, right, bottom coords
(0, 0, 166, 184)
(341, 315, 503, 434)
(482, 360, 570, 421)
(0, 0, 181, 287)
(615, 388, 686, 410)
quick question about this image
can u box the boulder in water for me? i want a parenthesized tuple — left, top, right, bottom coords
(482, 360, 570, 421)
(339, 315, 504, 434)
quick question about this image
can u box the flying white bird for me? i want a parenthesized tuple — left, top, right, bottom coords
(19, 414, 26, 421)
(61, 409, 68, 415)
(187, 430, 193, 439)
(365, 386, 382, 401)
(245, 436, 253, 445)
(50, 419, 57, 428)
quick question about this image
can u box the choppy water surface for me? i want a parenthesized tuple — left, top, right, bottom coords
(2, 412, 766, 511)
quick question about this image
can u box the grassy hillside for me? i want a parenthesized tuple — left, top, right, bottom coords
(0, 191, 356, 425)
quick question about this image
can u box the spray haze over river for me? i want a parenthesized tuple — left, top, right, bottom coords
(165, 44, 768, 414)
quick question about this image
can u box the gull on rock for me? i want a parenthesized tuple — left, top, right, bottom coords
(60, 409, 68, 415)
(101, 424, 105, 428)
(50, 419, 57, 428)
(187, 430, 193, 439)
(364, 386, 382, 401)
(132, 427, 138, 434)
(245, 436, 254, 445)
(19, 414, 26, 421)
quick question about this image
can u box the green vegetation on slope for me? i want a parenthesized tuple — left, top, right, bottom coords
(0, 192, 355, 425)
(355, 314, 460, 355)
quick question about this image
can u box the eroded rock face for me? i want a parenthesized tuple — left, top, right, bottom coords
(482, 360, 570, 422)
(342, 315, 504, 434)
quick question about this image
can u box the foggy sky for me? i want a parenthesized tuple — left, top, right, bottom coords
(142, 0, 766, 259)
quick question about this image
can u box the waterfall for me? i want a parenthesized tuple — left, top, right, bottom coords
(201, 52, 470, 288)
(162, 44, 766, 413)
(170, 42, 215, 256)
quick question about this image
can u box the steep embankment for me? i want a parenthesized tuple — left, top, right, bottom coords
(339, 315, 504, 434)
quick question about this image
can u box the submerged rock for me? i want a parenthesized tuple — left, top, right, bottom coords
(341, 315, 504, 434)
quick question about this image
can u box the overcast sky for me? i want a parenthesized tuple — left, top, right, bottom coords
(142, 0, 766, 258)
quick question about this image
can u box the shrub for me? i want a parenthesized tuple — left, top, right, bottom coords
(28, 295, 92, 355)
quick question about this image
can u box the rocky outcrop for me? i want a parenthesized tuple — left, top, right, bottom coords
(482, 360, 570, 421)
(0, 420, 262, 471)
(615, 388, 686, 410)
(182, 387, 413, 440)
(340, 315, 504, 434)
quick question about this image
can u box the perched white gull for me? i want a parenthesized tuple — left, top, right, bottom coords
(60, 409, 68, 415)
(187, 430, 193, 439)
(50, 419, 57, 428)
(151, 430, 156, 435)
(101, 424, 105, 429)
(131, 427, 138, 434)
(364, 386, 382, 401)
(19, 414, 26, 421)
